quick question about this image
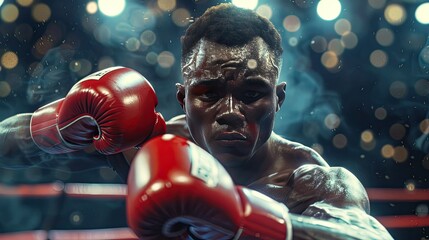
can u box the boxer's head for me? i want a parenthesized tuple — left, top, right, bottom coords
(177, 3, 286, 166)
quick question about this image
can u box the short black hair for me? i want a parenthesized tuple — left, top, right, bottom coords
(181, 3, 283, 65)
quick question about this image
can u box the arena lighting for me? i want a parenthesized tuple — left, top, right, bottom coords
(231, 0, 259, 10)
(415, 2, 429, 24)
(98, 0, 126, 17)
(317, 0, 342, 21)
(0, 0, 4, 7)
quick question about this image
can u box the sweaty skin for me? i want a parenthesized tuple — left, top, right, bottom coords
(0, 36, 392, 239)
(173, 37, 393, 239)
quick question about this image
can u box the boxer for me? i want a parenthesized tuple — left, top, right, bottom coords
(0, 3, 393, 239)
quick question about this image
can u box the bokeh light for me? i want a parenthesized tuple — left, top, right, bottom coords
(419, 119, 429, 134)
(420, 46, 429, 65)
(405, 180, 415, 191)
(334, 18, 351, 36)
(140, 30, 157, 46)
(389, 81, 407, 99)
(157, 51, 175, 68)
(415, 79, 429, 96)
(381, 144, 395, 158)
(146, 52, 158, 65)
(368, 0, 386, 9)
(415, 3, 429, 24)
(172, 8, 191, 27)
(328, 38, 344, 55)
(32, 3, 51, 22)
(384, 4, 406, 26)
(255, 4, 272, 19)
(374, 107, 387, 120)
(1, 4, 19, 23)
(247, 59, 258, 69)
(393, 146, 408, 163)
(16, 0, 33, 7)
(361, 130, 374, 143)
(324, 113, 341, 129)
(333, 133, 347, 149)
(283, 15, 301, 32)
(389, 123, 406, 140)
(232, 0, 258, 10)
(1, 51, 19, 69)
(311, 143, 324, 155)
(86, 1, 98, 14)
(321, 51, 339, 69)
(375, 28, 394, 47)
(98, 0, 125, 17)
(317, 0, 342, 21)
(0, 81, 11, 98)
(311, 36, 328, 53)
(125, 37, 141, 52)
(341, 32, 358, 49)
(370, 49, 388, 68)
(157, 0, 176, 11)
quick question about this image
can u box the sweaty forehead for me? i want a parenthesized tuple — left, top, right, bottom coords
(182, 37, 279, 83)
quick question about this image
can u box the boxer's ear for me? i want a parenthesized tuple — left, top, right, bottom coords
(176, 83, 186, 111)
(275, 82, 286, 112)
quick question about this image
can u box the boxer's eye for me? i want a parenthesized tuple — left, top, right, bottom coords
(200, 91, 219, 101)
(242, 90, 263, 103)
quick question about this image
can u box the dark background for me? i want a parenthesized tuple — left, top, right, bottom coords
(0, 0, 428, 239)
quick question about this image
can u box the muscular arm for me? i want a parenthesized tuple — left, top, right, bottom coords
(289, 165, 392, 240)
(248, 164, 392, 240)
(0, 114, 110, 171)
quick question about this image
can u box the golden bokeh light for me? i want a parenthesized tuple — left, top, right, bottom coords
(0, 81, 12, 98)
(392, 146, 408, 163)
(419, 119, 429, 134)
(157, 0, 176, 12)
(341, 32, 358, 49)
(369, 49, 388, 68)
(321, 51, 339, 69)
(384, 4, 406, 26)
(86, 1, 98, 14)
(256, 4, 272, 19)
(334, 18, 351, 36)
(172, 8, 191, 27)
(381, 144, 395, 158)
(328, 39, 344, 55)
(361, 130, 374, 143)
(375, 28, 394, 47)
(17, 0, 33, 7)
(1, 51, 19, 69)
(32, 3, 51, 22)
(1, 4, 19, 23)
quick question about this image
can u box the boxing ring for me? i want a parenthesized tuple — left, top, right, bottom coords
(0, 182, 427, 239)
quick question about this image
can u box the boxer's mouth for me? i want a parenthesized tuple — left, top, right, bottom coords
(215, 131, 247, 141)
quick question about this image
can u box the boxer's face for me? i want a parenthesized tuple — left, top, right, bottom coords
(178, 37, 286, 166)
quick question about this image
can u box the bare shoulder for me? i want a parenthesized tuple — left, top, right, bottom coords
(271, 132, 329, 167)
(165, 114, 192, 140)
(293, 163, 370, 213)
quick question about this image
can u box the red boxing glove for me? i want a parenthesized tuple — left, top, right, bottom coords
(30, 66, 165, 155)
(127, 135, 292, 240)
